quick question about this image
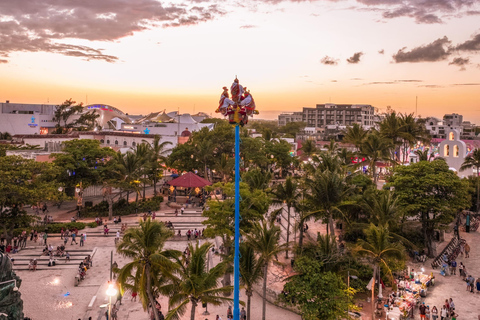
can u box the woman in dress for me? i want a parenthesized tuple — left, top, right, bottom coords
(431, 306, 438, 320)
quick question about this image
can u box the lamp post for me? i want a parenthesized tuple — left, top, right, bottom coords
(106, 282, 118, 320)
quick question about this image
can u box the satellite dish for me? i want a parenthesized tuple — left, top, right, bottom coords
(58, 187, 63, 192)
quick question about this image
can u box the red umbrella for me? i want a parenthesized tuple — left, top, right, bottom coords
(167, 172, 212, 188)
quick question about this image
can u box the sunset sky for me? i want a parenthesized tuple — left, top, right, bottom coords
(0, 0, 479, 123)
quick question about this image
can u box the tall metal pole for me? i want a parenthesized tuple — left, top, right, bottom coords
(234, 124, 240, 320)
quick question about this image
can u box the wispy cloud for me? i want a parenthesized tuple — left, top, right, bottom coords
(378, 49, 385, 54)
(240, 25, 258, 29)
(449, 57, 470, 70)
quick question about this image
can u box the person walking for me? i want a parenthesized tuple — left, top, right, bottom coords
(42, 232, 48, 246)
(466, 213, 471, 233)
(71, 232, 77, 245)
(419, 302, 426, 319)
(449, 298, 455, 311)
(431, 306, 438, 320)
(425, 306, 431, 320)
(240, 307, 246, 320)
(450, 258, 457, 275)
(440, 306, 448, 320)
(465, 242, 471, 258)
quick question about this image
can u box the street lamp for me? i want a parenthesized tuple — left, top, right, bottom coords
(0, 279, 19, 292)
(106, 282, 118, 320)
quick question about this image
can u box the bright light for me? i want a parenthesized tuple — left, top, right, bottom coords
(421, 267, 425, 273)
(53, 278, 60, 284)
(106, 284, 118, 297)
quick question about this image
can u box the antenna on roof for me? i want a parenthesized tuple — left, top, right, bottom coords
(415, 96, 418, 117)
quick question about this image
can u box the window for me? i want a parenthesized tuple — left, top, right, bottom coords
(106, 140, 110, 144)
(100, 139, 104, 144)
(115, 140, 118, 145)
(454, 145, 459, 157)
(444, 145, 450, 156)
(449, 132, 454, 141)
(123, 141, 127, 146)
(132, 141, 136, 147)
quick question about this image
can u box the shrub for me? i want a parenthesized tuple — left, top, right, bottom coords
(87, 222, 98, 228)
(82, 196, 164, 217)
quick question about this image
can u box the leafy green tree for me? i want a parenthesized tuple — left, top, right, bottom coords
(239, 244, 264, 320)
(279, 121, 306, 139)
(0, 156, 60, 244)
(52, 99, 84, 133)
(399, 113, 430, 163)
(415, 148, 432, 162)
(114, 151, 141, 202)
(116, 219, 178, 320)
(245, 220, 286, 320)
(378, 111, 405, 162)
(167, 241, 233, 320)
(52, 139, 116, 189)
(241, 137, 269, 170)
(354, 224, 405, 320)
(266, 139, 294, 178)
(280, 256, 352, 320)
(460, 148, 480, 213)
(271, 177, 301, 258)
(76, 110, 100, 131)
(388, 160, 470, 256)
(0, 132, 12, 140)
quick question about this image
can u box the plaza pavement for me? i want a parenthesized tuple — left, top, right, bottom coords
(13, 203, 302, 320)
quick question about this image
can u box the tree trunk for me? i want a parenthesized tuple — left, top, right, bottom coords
(477, 168, 479, 213)
(422, 213, 435, 258)
(298, 221, 304, 250)
(246, 289, 252, 320)
(285, 206, 290, 259)
(371, 266, 376, 320)
(328, 215, 335, 241)
(126, 191, 130, 203)
(145, 263, 160, 320)
(143, 183, 146, 200)
(190, 298, 197, 320)
(106, 190, 113, 221)
(262, 263, 268, 320)
(153, 176, 157, 196)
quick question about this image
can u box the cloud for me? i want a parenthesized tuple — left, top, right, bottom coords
(0, 59, 7, 63)
(356, 0, 477, 24)
(351, 78, 363, 80)
(346, 52, 364, 64)
(449, 57, 470, 70)
(452, 83, 480, 86)
(0, 0, 223, 62)
(418, 84, 444, 88)
(364, 81, 396, 85)
(239, 25, 258, 29)
(395, 79, 423, 83)
(320, 56, 339, 65)
(455, 33, 480, 52)
(378, 49, 385, 54)
(392, 37, 452, 63)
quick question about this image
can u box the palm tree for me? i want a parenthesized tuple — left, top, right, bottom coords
(298, 139, 317, 158)
(116, 219, 178, 320)
(115, 151, 141, 202)
(305, 170, 354, 237)
(271, 177, 301, 258)
(379, 111, 405, 162)
(415, 148, 432, 162)
(354, 224, 404, 320)
(460, 148, 480, 212)
(215, 153, 234, 182)
(167, 241, 234, 320)
(360, 190, 399, 228)
(0, 132, 12, 140)
(343, 123, 367, 150)
(242, 168, 272, 192)
(358, 131, 394, 185)
(399, 113, 430, 163)
(245, 220, 287, 320)
(239, 244, 264, 320)
(146, 135, 172, 195)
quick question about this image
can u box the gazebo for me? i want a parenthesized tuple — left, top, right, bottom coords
(166, 172, 211, 205)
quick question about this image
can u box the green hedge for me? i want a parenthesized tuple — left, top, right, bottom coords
(13, 222, 86, 236)
(83, 196, 163, 217)
(87, 222, 98, 228)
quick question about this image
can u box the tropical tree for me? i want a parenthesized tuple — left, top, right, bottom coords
(0, 132, 12, 140)
(242, 169, 272, 192)
(354, 224, 405, 320)
(460, 148, 480, 213)
(358, 131, 393, 184)
(399, 113, 430, 163)
(305, 170, 354, 237)
(343, 123, 367, 150)
(114, 151, 141, 202)
(271, 177, 301, 258)
(415, 148, 432, 162)
(52, 99, 84, 133)
(146, 135, 172, 195)
(116, 219, 178, 320)
(378, 111, 405, 161)
(167, 241, 234, 320)
(239, 244, 264, 320)
(299, 139, 317, 158)
(245, 220, 287, 320)
(388, 160, 470, 256)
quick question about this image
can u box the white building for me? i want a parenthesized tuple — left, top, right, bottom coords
(438, 128, 473, 177)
